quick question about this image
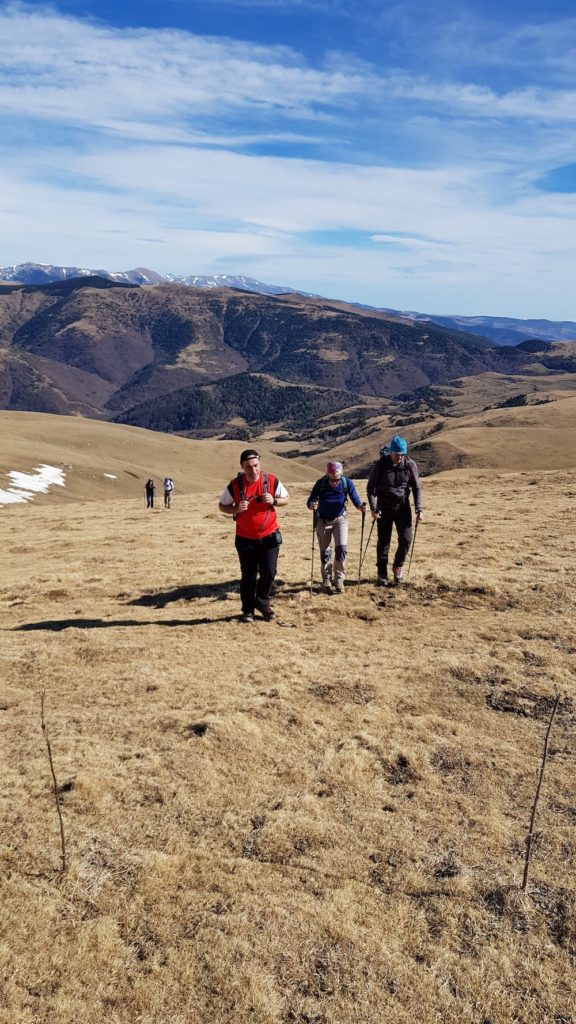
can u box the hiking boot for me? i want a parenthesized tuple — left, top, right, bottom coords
(321, 579, 333, 594)
(240, 612, 254, 623)
(377, 576, 389, 587)
(260, 605, 275, 622)
(334, 580, 344, 593)
(393, 566, 404, 585)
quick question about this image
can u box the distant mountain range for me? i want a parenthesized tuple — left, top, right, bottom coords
(1, 275, 574, 441)
(1, 262, 575, 346)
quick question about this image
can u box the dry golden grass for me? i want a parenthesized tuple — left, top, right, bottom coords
(419, 394, 576, 474)
(1, 424, 575, 1023)
(0, 411, 315, 504)
(315, 389, 576, 478)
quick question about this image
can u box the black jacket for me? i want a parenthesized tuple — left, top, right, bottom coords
(367, 456, 422, 513)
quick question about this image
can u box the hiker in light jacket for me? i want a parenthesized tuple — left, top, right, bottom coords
(367, 435, 423, 586)
(307, 460, 365, 593)
(163, 477, 174, 508)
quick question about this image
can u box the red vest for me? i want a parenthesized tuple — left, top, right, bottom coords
(230, 472, 279, 540)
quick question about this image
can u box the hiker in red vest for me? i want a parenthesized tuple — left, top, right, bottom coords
(219, 449, 289, 623)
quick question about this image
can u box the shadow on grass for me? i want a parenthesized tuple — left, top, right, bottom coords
(10, 614, 241, 632)
(128, 577, 315, 606)
(127, 580, 239, 607)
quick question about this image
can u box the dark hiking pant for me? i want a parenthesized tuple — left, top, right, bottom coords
(146, 493, 154, 508)
(376, 502, 412, 578)
(235, 535, 280, 615)
(164, 491, 171, 507)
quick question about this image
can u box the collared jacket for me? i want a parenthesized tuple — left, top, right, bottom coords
(367, 455, 422, 514)
(307, 476, 363, 521)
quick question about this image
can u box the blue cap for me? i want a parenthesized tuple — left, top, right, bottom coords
(389, 435, 407, 454)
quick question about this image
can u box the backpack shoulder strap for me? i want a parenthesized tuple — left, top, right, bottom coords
(341, 475, 350, 496)
(228, 473, 246, 502)
(262, 473, 269, 495)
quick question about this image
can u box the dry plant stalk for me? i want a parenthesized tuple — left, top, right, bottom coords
(522, 693, 560, 891)
(40, 689, 67, 872)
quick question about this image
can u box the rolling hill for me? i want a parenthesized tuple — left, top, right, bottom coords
(0, 412, 316, 507)
(0, 278, 539, 424)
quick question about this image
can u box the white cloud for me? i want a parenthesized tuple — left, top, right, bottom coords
(2, 3, 576, 317)
(384, 74, 576, 124)
(0, 4, 371, 131)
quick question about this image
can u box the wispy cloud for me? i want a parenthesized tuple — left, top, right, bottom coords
(1, 2, 576, 316)
(0, 5, 371, 131)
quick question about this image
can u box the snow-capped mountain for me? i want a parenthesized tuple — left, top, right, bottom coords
(0, 264, 312, 296)
(164, 273, 300, 294)
(0, 262, 164, 286)
(1, 263, 574, 344)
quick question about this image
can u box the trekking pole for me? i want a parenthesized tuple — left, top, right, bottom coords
(358, 518, 376, 579)
(310, 509, 317, 597)
(357, 506, 366, 592)
(405, 518, 419, 581)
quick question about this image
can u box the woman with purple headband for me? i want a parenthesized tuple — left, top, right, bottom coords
(307, 460, 365, 593)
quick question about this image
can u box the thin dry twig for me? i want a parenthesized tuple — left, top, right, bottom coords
(40, 689, 67, 872)
(522, 693, 560, 891)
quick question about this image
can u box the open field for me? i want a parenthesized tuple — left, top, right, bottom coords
(413, 394, 576, 476)
(299, 389, 576, 478)
(0, 412, 315, 505)
(1, 424, 575, 1023)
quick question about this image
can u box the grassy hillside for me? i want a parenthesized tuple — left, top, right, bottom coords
(299, 385, 576, 479)
(0, 411, 316, 505)
(410, 393, 576, 476)
(1, 460, 575, 1024)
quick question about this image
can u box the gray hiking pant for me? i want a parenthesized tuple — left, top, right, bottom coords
(316, 515, 349, 582)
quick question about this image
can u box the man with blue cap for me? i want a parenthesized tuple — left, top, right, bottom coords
(367, 435, 423, 585)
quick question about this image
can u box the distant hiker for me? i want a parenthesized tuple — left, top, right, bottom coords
(367, 435, 423, 585)
(307, 460, 365, 593)
(145, 478, 155, 509)
(219, 449, 289, 623)
(163, 477, 174, 508)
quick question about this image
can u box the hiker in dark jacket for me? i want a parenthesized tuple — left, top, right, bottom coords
(145, 478, 155, 509)
(367, 436, 423, 585)
(307, 460, 365, 593)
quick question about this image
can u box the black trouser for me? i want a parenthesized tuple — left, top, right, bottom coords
(146, 493, 154, 508)
(235, 535, 280, 614)
(164, 490, 171, 507)
(376, 502, 412, 577)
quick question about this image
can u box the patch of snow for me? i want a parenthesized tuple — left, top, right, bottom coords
(103, 473, 117, 479)
(0, 489, 31, 504)
(0, 464, 66, 507)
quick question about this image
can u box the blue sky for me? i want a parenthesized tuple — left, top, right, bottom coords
(1, 0, 576, 317)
